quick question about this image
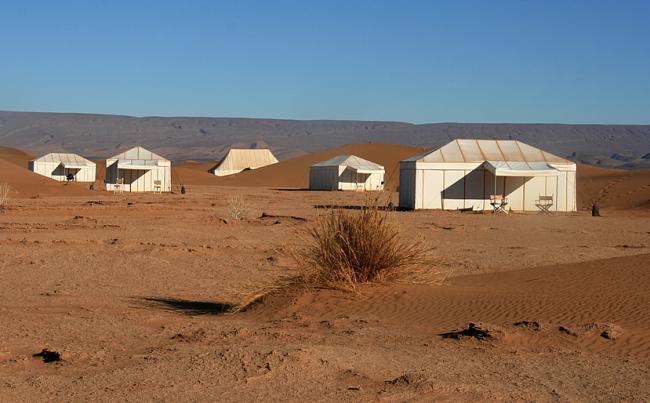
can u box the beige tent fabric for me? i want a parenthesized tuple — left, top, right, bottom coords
(29, 153, 96, 182)
(212, 149, 278, 176)
(399, 139, 577, 211)
(310, 155, 385, 191)
(105, 146, 171, 192)
(404, 139, 573, 165)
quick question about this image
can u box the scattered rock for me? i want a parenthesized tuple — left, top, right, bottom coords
(385, 373, 427, 386)
(513, 320, 542, 331)
(558, 326, 578, 337)
(171, 328, 207, 342)
(440, 323, 504, 340)
(33, 349, 61, 363)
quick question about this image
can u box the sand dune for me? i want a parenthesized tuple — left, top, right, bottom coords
(248, 253, 650, 359)
(0, 146, 34, 168)
(577, 164, 650, 210)
(0, 147, 94, 197)
(202, 143, 426, 190)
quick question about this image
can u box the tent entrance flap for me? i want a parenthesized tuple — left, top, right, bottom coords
(484, 161, 560, 177)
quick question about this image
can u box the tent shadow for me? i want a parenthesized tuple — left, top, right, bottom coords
(134, 297, 236, 316)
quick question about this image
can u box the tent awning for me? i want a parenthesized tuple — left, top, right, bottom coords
(351, 168, 385, 174)
(61, 162, 92, 169)
(484, 161, 560, 177)
(117, 159, 158, 170)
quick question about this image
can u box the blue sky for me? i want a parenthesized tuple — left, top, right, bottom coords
(1, 1, 649, 124)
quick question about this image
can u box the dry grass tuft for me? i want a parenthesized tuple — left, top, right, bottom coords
(227, 195, 248, 220)
(0, 183, 10, 213)
(296, 198, 432, 291)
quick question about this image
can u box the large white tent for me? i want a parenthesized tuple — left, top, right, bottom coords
(211, 148, 278, 176)
(399, 139, 577, 211)
(29, 153, 96, 182)
(105, 146, 171, 192)
(310, 155, 385, 191)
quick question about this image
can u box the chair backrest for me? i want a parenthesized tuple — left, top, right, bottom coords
(490, 194, 504, 201)
(539, 195, 553, 201)
(154, 180, 161, 186)
(116, 178, 124, 185)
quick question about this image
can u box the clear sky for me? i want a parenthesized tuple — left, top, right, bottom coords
(1, 1, 649, 124)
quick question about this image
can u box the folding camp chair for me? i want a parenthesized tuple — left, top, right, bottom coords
(113, 178, 124, 194)
(153, 180, 162, 194)
(535, 195, 554, 215)
(489, 194, 508, 214)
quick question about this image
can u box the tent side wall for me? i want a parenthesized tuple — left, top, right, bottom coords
(309, 166, 339, 190)
(399, 162, 418, 209)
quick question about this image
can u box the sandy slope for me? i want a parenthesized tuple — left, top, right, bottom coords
(577, 164, 650, 210)
(0, 148, 94, 198)
(0, 147, 34, 167)
(0, 186, 648, 400)
(203, 143, 426, 190)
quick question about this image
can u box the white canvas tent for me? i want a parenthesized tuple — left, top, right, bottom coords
(105, 146, 171, 192)
(211, 148, 278, 176)
(310, 155, 385, 191)
(399, 139, 577, 211)
(29, 153, 96, 182)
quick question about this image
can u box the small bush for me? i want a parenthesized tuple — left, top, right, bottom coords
(227, 195, 248, 220)
(297, 199, 431, 291)
(0, 183, 10, 213)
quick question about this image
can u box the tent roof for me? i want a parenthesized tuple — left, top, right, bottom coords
(31, 152, 95, 165)
(403, 139, 574, 165)
(108, 146, 168, 162)
(212, 148, 278, 172)
(312, 155, 384, 172)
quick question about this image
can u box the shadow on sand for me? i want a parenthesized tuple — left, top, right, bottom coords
(134, 297, 236, 316)
(313, 204, 406, 211)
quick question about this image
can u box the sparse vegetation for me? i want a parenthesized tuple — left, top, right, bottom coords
(0, 183, 10, 213)
(227, 195, 248, 220)
(296, 198, 431, 291)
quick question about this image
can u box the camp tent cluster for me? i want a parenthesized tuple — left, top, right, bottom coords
(309, 155, 385, 191)
(29, 146, 172, 193)
(26, 139, 578, 211)
(29, 153, 96, 182)
(399, 139, 577, 212)
(211, 148, 278, 176)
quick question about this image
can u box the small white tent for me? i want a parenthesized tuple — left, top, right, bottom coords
(211, 149, 278, 176)
(29, 153, 96, 182)
(310, 155, 385, 191)
(399, 139, 577, 211)
(105, 146, 171, 192)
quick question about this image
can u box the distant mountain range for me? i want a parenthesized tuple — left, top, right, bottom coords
(0, 111, 648, 168)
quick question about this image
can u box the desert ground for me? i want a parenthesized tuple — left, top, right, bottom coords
(1, 145, 649, 401)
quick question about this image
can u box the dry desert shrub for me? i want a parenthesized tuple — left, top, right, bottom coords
(227, 195, 248, 220)
(0, 183, 10, 213)
(296, 199, 431, 291)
